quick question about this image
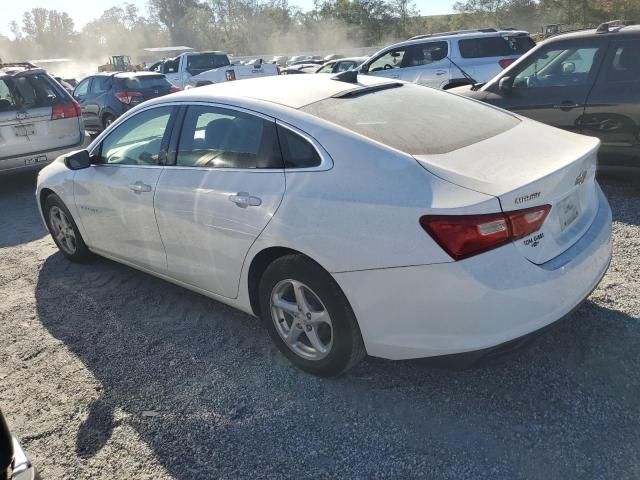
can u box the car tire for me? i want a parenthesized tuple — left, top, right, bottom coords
(102, 114, 115, 131)
(44, 194, 93, 263)
(259, 254, 366, 376)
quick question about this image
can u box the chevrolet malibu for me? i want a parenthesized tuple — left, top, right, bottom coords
(36, 73, 612, 376)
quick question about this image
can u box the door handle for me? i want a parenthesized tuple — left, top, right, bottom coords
(129, 181, 152, 194)
(553, 102, 582, 110)
(435, 70, 447, 75)
(229, 192, 262, 208)
(390, 74, 399, 79)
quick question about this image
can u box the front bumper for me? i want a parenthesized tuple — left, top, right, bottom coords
(334, 186, 613, 360)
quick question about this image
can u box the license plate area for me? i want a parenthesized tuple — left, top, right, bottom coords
(558, 190, 580, 232)
(24, 154, 47, 166)
(14, 124, 36, 137)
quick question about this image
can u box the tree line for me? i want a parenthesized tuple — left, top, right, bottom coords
(1, 0, 638, 63)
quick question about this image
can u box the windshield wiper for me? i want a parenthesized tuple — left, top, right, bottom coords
(446, 56, 480, 89)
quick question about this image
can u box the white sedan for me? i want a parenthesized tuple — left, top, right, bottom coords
(36, 73, 612, 376)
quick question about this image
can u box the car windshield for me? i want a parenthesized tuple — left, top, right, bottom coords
(302, 83, 519, 155)
(186, 54, 231, 75)
(120, 75, 171, 89)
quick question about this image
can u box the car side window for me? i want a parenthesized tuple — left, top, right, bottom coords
(606, 40, 640, 83)
(405, 41, 448, 67)
(317, 63, 335, 73)
(98, 106, 173, 165)
(335, 61, 355, 72)
(176, 105, 282, 169)
(512, 45, 602, 88)
(74, 78, 90, 98)
(368, 47, 407, 72)
(277, 125, 321, 169)
(90, 77, 110, 94)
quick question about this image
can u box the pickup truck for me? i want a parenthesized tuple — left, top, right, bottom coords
(158, 51, 279, 89)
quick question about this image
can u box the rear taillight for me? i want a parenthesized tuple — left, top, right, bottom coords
(114, 91, 143, 104)
(420, 205, 551, 260)
(169, 86, 182, 93)
(225, 70, 236, 81)
(51, 101, 81, 120)
(499, 58, 515, 69)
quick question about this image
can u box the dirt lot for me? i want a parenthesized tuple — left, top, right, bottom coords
(1, 171, 639, 479)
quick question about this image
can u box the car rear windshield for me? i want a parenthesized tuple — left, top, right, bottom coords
(458, 35, 535, 58)
(118, 75, 171, 89)
(0, 73, 59, 112)
(186, 54, 231, 75)
(301, 84, 519, 155)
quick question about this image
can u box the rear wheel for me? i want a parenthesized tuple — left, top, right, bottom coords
(259, 255, 366, 376)
(44, 194, 93, 262)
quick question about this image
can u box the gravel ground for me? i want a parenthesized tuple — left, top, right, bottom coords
(0, 171, 639, 480)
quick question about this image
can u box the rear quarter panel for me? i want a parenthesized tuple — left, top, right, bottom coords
(243, 115, 501, 275)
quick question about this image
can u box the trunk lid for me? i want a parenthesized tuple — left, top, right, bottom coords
(414, 120, 600, 264)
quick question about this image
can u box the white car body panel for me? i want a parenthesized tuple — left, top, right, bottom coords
(73, 164, 167, 271)
(36, 75, 613, 361)
(154, 167, 286, 299)
(334, 185, 611, 359)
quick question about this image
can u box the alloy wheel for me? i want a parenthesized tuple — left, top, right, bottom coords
(270, 279, 333, 361)
(49, 206, 77, 254)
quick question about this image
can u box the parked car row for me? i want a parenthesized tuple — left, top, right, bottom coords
(453, 22, 640, 171)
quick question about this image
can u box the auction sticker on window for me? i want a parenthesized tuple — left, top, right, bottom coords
(558, 190, 580, 232)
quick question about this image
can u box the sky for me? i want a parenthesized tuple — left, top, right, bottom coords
(0, 0, 456, 37)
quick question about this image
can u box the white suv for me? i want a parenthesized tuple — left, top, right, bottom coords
(0, 63, 85, 175)
(360, 28, 535, 89)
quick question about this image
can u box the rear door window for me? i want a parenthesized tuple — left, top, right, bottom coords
(605, 40, 640, 83)
(90, 76, 111, 94)
(185, 54, 231, 76)
(459, 36, 535, 58)
(176, 105, 282, 169)
(120, 75, 171, 89)
(405, 41, 448, 67)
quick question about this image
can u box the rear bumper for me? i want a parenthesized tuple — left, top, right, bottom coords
(334, 185, 613, 360)
(0, 135, 87, 175)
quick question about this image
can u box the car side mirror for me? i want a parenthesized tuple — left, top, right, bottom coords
(499, 76, 513, 94)
(360, 64, 369, 74)
(64, 150, 92, 170)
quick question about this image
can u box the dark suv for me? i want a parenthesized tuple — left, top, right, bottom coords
(453, 23, 640, 171)
(72, 72, 180, 133)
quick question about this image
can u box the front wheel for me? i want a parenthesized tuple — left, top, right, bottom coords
(44, 194, 93, 262)
(259, 255, 366, 376)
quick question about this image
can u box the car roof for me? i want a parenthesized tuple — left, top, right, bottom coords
(388, 29, 531, 50)
(112, 71, 165, 78)
(544, 24, 640, 42)
(174, 74, 398, 109)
